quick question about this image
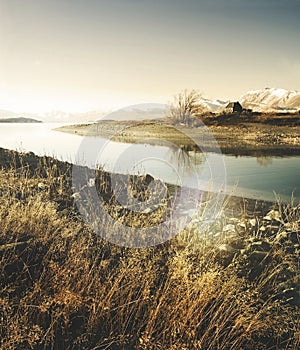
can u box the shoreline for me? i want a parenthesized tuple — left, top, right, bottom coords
(55, 117, 300, 157)
(0, 146, 276, 217)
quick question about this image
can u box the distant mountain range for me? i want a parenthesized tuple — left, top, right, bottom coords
(201, 88, 300, 113)
(0, 104, 167, 123)
(0, 108, 104, 123)
(101, 103, 166, 121)
(240, 88, 300, 112)
(0, 88, 299, 122)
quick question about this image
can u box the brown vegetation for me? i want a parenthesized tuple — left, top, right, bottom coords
(166, 89, 209, 125)
(202, 111, 300, 127)
(0, 149, 299, 349)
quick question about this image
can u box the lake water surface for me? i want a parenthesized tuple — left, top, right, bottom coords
(0, 123, 299, 203)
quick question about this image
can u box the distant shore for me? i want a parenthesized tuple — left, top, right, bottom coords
(55, 113, 300, 156)
(0, 117, 42, 123)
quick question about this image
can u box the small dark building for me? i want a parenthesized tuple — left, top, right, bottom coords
(224, 101, 243, 114)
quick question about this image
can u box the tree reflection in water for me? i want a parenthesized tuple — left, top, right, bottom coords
(256, 156, 273, 167)
(165, 143, 205, 183)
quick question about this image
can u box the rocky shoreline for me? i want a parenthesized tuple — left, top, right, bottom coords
(0, 146, 273, 217)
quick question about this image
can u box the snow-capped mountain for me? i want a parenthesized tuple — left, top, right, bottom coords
(1, 88, 299, 122)
(240, 88, 300, 112)
(0, 106, 167, 123)
(199, 98, 228, 113)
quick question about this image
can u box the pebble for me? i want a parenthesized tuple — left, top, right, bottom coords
(72, 192, 81, 200)
(264, 210, 281, 222)
(88, 178, 95, 187)
(223, 224, 235, 232)
(38, 182, 46, 189)
(218, 244, 236, 253)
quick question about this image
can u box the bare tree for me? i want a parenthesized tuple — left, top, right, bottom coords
(167, 89, 208, 125)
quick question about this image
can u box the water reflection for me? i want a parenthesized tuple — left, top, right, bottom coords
(165, 143, 205, 177)
(256, 156, 273, 167)
(0, 123, 298, 202)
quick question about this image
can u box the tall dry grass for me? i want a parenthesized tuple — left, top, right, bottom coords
(0, 151, 299, 349)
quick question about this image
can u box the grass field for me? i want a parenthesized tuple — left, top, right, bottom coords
(0, 148, 299, 349)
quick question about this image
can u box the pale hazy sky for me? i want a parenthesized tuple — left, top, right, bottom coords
(0, 0, 300, 113)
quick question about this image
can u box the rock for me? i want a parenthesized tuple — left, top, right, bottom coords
(218, 244, 236, 254)
(223, 224, 236, 232)
(72, 192, 81, 200)
(249, 219, 257, 227)
(88, 178, 95, 187)
(263, 210, 281, 222)
(38, 182, 46, 189)
(142, 208, 151, 214)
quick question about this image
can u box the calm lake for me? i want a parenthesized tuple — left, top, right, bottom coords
(0, 123, 299, 203)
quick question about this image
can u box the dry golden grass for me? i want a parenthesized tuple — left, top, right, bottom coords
(0, 153, 299, 349)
